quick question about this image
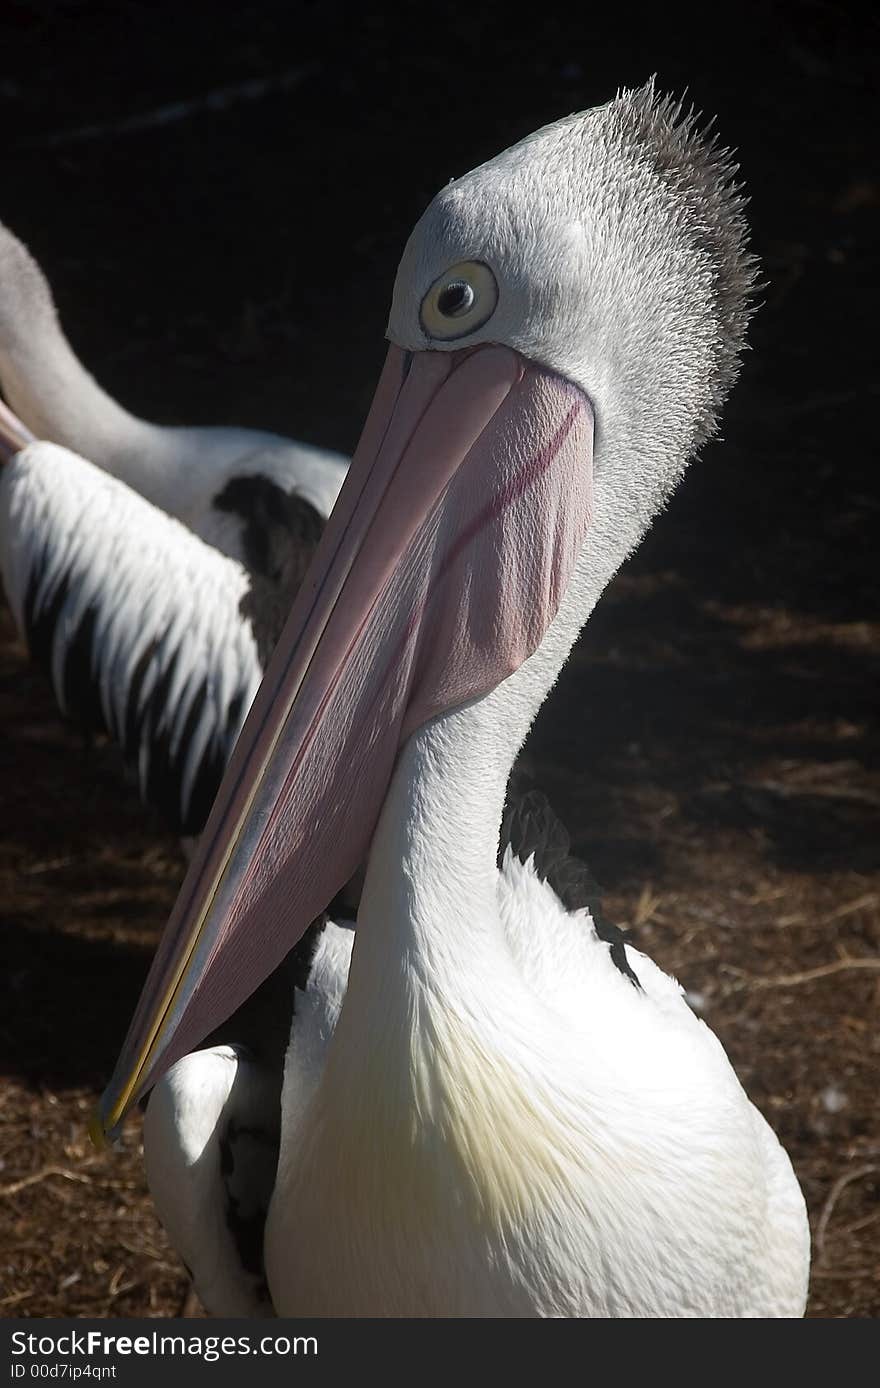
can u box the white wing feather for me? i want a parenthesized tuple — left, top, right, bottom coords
(0, 442, 263, 833)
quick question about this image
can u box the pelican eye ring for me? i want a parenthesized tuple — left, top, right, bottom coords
(420, 260, 498, 341)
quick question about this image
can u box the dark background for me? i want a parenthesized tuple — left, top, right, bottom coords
(0, 0, 877, 1318)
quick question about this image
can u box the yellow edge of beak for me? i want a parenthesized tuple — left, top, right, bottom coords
(89, 813, 244, 1147)
(89, 636, 317, 1147)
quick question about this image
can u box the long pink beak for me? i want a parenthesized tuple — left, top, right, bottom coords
(94, 341, 594, 1140)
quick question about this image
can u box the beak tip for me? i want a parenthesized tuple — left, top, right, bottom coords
(88, 1106, 110, 1152)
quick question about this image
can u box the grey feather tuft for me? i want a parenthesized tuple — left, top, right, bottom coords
(610, 78, 758, 448)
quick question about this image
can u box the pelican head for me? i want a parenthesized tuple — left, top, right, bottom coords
(95, 81, 755, 1140)
(393, 83, 752, 483)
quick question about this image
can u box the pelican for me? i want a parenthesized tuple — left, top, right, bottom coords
(0, 217, 348, 564)
(0, 406, 311, 835)
(0, 379, 345, 835)
(95, 83, 811, 1317)
(0, 218, 347, 835)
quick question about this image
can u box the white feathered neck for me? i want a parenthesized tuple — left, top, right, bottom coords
(0, 222, 346, 527)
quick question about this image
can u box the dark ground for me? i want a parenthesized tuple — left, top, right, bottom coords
(0, 0, 877, 1318)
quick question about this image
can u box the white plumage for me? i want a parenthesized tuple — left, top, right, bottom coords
(144, 1045, 280, 1318)
(144, 921, 353, 1317)
(0, 217, 348, 565)
(113, 84, 810, 1317)
(0, 442, 262, 832)
(0, 218, 350, 832)
(149, 825, 808, 1317)
(262, 735, 808, 1318)
(0, 215, 348, 836)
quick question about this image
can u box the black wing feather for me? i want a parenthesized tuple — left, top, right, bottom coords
(500, 776, 641, 988)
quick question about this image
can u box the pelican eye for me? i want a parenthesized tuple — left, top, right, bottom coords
(420, 260, 498, 341)
(437, 281, 474, 317)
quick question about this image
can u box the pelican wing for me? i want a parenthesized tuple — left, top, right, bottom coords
(0, 442, 263, 835)
(143, 1043, 279, 1317)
